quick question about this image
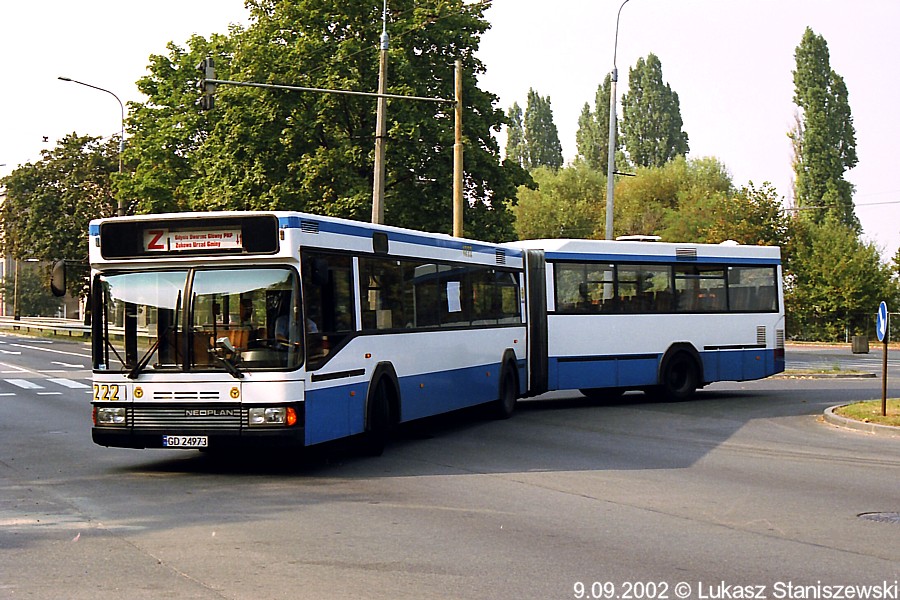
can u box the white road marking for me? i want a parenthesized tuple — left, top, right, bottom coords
(10, 344, 91, 358)
(5, 379, 43, 389)
(47, 378, 90, 389)
(0, 362, 40, 376)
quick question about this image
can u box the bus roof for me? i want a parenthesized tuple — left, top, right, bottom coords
(505, 238, 781, 265)
(89, 210, 524, 266)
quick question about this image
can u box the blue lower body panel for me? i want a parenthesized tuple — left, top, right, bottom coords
(304, 381, 367, 446)
(551, 354, 660, 390)
(701, 348, 781, 382)
(550, 348, 781, 392)
(304, 362, 501, 446)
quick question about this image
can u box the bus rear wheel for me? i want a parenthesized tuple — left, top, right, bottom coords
(656, 352, 699, 402)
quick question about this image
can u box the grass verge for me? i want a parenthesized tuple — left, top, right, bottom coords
(835, 399, 900, 427)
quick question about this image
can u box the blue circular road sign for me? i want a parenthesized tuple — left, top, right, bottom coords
(876, 301, 889, 342)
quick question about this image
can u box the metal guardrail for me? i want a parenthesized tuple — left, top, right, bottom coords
(0, 316, 90, 337)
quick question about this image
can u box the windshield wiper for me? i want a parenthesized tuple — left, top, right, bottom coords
(208, 337, 244, 379)
(127, 327, 173, 380)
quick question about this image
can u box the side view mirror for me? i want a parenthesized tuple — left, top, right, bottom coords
(216, 336, 235, 353)
(50, 260, 67, 297)
(213, 336, 236, 360)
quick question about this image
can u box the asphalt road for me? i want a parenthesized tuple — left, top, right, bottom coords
(0, 335, 898, 599)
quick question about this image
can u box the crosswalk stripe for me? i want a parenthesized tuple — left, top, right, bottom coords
(5, 379, 43, 389)
(2, 378, 92, 392)
(47, 378, 90, 389)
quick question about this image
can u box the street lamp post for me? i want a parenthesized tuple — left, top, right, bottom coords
(58, 76, 126, 216)
(605, 0, 631, 240)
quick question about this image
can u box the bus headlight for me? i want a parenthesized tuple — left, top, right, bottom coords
(95, 406, 127, 426)
(248, 407, 298, 427)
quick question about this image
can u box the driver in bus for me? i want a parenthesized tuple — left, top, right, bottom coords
(238, 298, 265, 345)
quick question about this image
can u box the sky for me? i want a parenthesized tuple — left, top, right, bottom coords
(1, 0, 898, 258)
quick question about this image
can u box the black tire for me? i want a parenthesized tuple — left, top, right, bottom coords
(491, 364, 518, 419)
(657, 352, 699, 401)
(361, 379, 392, 456)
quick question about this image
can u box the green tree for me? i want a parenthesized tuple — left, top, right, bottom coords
(511, 164, 605, 239)
(784, 218, 894, 340)
(505, 101, 526, 168)
(575, 74, 616, 170)
(119, 33, 237, 214)
(0, 262, 63, 317)
(790, 27, 858, 230)
(123, 1, 526, 242)
(523, 88, 563, 170)
(620, 53, 689, 168)
(1, 134, 118, 271)
(613, 156, 729, 238)
(661, 181, 788, 246)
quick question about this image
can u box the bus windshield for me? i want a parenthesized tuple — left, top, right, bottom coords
(94, 267, 303, 373)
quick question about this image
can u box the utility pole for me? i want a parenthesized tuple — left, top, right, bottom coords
(453, 60, 463, 237)
(371, 0, 390, 225)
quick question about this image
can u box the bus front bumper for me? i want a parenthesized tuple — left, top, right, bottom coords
(91, 402, 306, 449)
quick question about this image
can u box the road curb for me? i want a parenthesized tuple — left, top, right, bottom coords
(823, 405, 900, 438)
(776, 372, 876, 379)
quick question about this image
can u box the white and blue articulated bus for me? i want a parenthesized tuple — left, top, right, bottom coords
(507, 238, 785, 401)
(80, 211, 784, 453)
(86, 211, 525, 453)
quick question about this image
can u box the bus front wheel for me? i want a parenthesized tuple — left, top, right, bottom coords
(491, 363, 519, 420)
(361, 379, 393, 456)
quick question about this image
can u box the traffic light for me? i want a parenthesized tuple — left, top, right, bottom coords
(197, 57, 216, 110)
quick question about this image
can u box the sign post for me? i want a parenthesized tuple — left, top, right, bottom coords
(876, 301, 889, 417)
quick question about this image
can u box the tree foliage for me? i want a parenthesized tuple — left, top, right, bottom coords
(0, 262, 63, 317)
(661, 181, 789, 246)
(118, 33, 237, 214)
(521, 88, 564, 170)
(790, 27, 858, 230)
(511, 164, 604, 239)
(621, 53, 689, 168)
(122, 0, 526, 242)
(1, 134, 118, 267)
(613, 156, 729, 238)
(784, 218, 895, 340)
(505, 101, 526, 168)
(575, 74, 616, 170)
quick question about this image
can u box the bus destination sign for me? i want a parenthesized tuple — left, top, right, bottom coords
(143, 228, 243, 253)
